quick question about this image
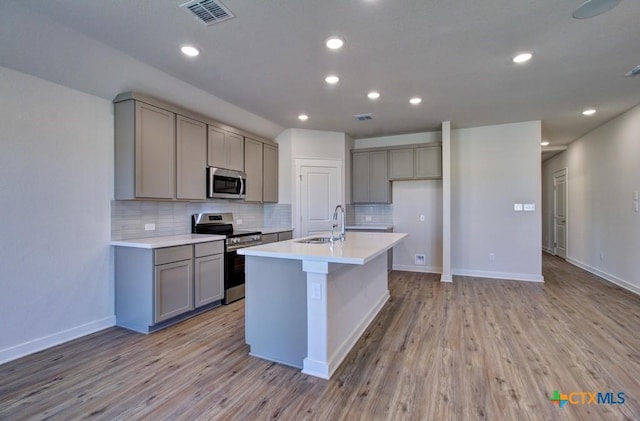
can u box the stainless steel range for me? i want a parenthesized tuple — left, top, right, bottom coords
(192, 213, 261, 304)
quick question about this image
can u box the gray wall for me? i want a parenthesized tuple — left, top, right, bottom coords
(542, 104, 640, 294)
(451, 121, 542, 281)
(0, 66, 115, 363)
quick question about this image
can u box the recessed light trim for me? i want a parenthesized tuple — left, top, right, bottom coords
(325, 37, 344, 50)
(180, 45, 200, 57)
(541, 141, 550, 146)
(409, 97, 422, 105)
(573, 0, 621, 19)
(298, 114, 309, 121)
(368, 91, 380, 99)
(513, 52, 533, 63)
(325, 75, 340, 84)
(582, 109, 597, 116)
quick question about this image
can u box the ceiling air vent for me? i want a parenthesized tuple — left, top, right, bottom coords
(625, 65, 640, 78)
(180, 0, 235, 26)
(354, 113, 373, 121)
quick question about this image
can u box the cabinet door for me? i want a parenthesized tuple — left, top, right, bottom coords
(207, 126, 226, 169)
(154, 259, 193, 323)
(226, 132, 245, 172)
(352, 152, 370, 203)
(194, 254, 224, 307)
(263, 143, 279, 203)
(261, 233, 278, 244)
(135, 102, 175, 198)
(415, 145, 442, 179)
(176, 115, 207, 200)
(389, 149, 414, 180)
(244, 137, 263, 202)
(277, 231, 293, 241)
(369, 151, 390, 203)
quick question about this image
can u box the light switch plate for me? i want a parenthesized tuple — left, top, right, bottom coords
(236, 219, 243, 225)
(524, 203, 536, 212)
(634, 191, 639, 201)
(365, 215, 372, 221)
(311, 282, 322, 300)
(514, 203, 523, 212)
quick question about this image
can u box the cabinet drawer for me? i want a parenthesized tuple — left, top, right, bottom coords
(278, 231, 293, 241)
(154, 245, 192, 265)
(195, 241, 224, 257)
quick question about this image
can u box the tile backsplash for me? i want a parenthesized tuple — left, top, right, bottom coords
(111, 201, 292, 240)
(346, 203, 394, 226)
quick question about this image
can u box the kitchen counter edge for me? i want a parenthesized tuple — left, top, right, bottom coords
(110, 234, 226, 249)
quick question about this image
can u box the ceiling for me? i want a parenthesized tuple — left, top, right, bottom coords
(2, 0, 640, 145)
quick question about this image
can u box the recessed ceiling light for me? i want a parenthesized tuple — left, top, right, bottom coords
(513, 52, 533, 63)
(409, 97, 422, 105)
(573, 0, 621, 19)
(325, 75, 340, 84)
(541, 141, 550, 146)
(325, 37, 344, 50)
(180, 45, 200, 57)
(368, 91, 380, 99)
(298, 114, 309, 121)
(582, 109, 596, 116)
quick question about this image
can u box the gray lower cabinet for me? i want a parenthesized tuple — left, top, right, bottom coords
(262, 230, 293, 244)
(194, 242, 224, 307)
(115, 240, 224, 333)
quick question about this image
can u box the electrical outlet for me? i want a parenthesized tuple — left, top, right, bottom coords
(489, 253, 495, 261)
(365, 215, 372, 221)
(634, 202, 639, 213)
(236, 219, 243, 225)
(144, 223, 155, 231)
(415, 254, 426, 265)
(524, 203, 536, 212)
(600, 252, 604, 261)
(514, 203, 523, 212)
(311, 282, 322, 300)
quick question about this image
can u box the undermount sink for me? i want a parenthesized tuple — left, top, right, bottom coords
(296, 237, 333, 244)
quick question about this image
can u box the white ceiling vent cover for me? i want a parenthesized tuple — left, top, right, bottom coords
(354, 113, 373, 121)
(181, 0, 235, 26)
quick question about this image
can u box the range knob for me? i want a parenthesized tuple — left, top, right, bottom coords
(252, 235, 260, 241)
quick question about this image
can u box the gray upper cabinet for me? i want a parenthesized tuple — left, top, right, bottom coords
(207, 126, 244, 172)
(352, 150, 390, 203)
(389, 144, 442, 180)
(176, 115, 207, 200)
(115, 99, 176, 199)
(263, 143, 279, 203)
(415, 145, 442, 178)
(244, 137, 264, 202)
(389, 149, 414, 180)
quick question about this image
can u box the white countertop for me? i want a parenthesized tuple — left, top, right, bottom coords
(345, 225, 393, 231)
(238, 231, 407, 265)
(110, 234, 226, 249)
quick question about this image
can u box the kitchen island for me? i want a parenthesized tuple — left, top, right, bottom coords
(238, 231, 407, 379)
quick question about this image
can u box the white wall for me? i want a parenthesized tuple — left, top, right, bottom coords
(542, 104, 640, 294)
(451, 121, 542, 281)
(0, 66, 115, 363)
(392, 181, 443, 272)
(541, 152, 568, 253)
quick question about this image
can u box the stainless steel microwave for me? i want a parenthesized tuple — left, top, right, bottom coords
(207, 168, 246, 199)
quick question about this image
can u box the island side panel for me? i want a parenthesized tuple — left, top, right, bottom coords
(326, 252, 390, 377)
(245, 256, 307, 368)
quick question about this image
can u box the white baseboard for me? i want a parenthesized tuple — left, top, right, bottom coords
(0, 316, 116, 365)
(392, 264, 442, 274)
(542, 247, 554, 255)
(566, 257, 640, 296)
(452, 268, 544, 283)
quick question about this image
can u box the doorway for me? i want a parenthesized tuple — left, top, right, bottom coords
(295, 159, 343, 237)
(553, 168, 568, 258)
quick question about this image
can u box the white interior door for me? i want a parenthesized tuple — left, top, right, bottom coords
(296, 160, 342, 237)
(553, 168, 567, 258)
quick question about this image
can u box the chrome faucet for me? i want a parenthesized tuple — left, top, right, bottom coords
(331, 204, 346, 243)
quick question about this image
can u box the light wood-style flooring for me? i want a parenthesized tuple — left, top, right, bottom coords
(1, 254, 639, 420)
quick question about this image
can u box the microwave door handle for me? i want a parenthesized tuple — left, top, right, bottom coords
(238, 175, 244, 198)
